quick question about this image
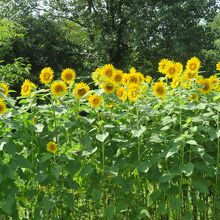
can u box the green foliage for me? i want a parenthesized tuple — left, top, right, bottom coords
(0, 19, 24, 60)
(0, 58, 31, 86)
(0, 63, 220, 218)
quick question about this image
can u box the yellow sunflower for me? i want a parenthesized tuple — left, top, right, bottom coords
(137, 72, 145, 83)
(21, 79, 37, 96)
(102, 80, 115, 94)
(112, 70, 124, 84)
(216, 61, 220, 71)
(101, 64, 115, 79)
(183, 69, 198, 81)
(88, 94, 102, 108)
(127, 72, 140, 85)
(209, 75, 219, 90)
(171, 76, 180, 89)
(50, 81, 67, 97)
(164, 61, 182, 79)
(189, 93, 199, 102)
(116, 86, 128, 102)
(74, 82, 90, 99)
(0, 100, 7, 115)
(158, 59, 171, 74)
(145, 75, 152, 84)
(186, 57, 201, 73)
(128, 84, 140, 102)
(47, 141, 58, 154)
(122, 73, 129, 85)
(39, 67, 54, 84)
(198, 78, 212, 94)
(0, 83, 9, 96)
(153, 81, 167, 99)
(61, 68, 76, 84)
(92, 67, 103, 85)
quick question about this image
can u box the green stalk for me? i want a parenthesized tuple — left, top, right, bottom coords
(214, 111, 220, 217)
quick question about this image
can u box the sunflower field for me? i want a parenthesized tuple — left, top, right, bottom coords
(0, 58, 220, 219)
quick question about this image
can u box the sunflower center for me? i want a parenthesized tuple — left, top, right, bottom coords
(49, 144, 56, 151)
(65, 73, 73, 80)
(105, 69, 113, 77)
(203, 82, 210, 91)
(44, 72, 51, 80)
(106, 85, 113, 91)
(130, 76, 138, 83)
(115, 74, 122, 82)
(190, 63, 197, 71)
(169, 67, 175, 75)
(156, 86, 164, 95)
(55, 85, 64, 93)
(23, 85, 29, 93)
(93, 98, 99, 105)
(78, 88, 86, 96)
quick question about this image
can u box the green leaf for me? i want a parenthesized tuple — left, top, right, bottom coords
(1, 196, 15, 214)
(159, 173, 175, 183)
(79, 164, 94, 176)
(39, 153, 53, 162)
(149, 134, 164, 143)
(0, 141, 6, 151)
(181, 162, 194, 176)
(186, 140, 198, 145)
(82, 146, 97, 156)
(138, 161, 151, 173)
(166, 145, 180, 159)
(4, 141, 17, 155)
(96, 132, 109, 143)
(14, 154, 32, 169)
(92, 189, 102, 201)
(51, 166, 61, 179)
(169, 197, 182, 210)
(131, 126, 146, 138)
(193, 180, 209, 193)
(66, 160, 81, 176)
(105, 164, 119, 176)
(104, 205, 114, 218)
(32, 124, 44, 133)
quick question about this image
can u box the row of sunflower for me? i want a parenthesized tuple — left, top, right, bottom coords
(0, 57, 220, 117)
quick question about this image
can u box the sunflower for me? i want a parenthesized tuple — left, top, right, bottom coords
(21, 79, 37, 96)
(39, 67, 54, 84)
(0, 83, 9, 96)
(199, 78, 212, 94)
(116, 86, 128, 102)
(112, 70, 124, 84)
(0, 100, 6, 115)
(183, 70, 198, 81)
(209, 75, 219, 90)
(61, 68, 76, 84)
(127, 72, 140, 85)
(171, 77, 180, 89)
(216, 61, 220, 71)
(102, 80, 115, 94)
(47, 141, 57, 154)
(122, 73, 129, 85)
(189, 93, 199, 102)
(50, 81, 67, 97)
(164, 61, 182, 79)
(74, 82, 90, 99)
(88, 94, 102, 108)
(153, 81, 167, 99)
(92, 68, 103, 85)
(128, 84, 140, 102)
(158, 59, 171, 74)
(137, 72, 145, 83)
(186, 57, 201, 73)
(145, 75, 152, 84)
(101, 64, 115, 79)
